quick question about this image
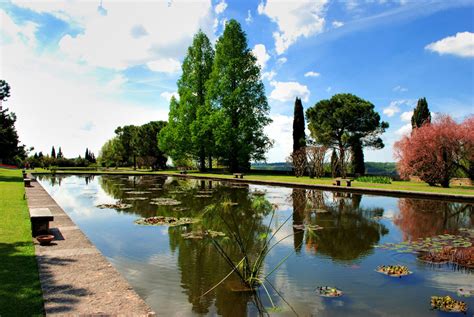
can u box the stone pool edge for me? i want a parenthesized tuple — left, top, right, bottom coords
(25, 176, 155, 316)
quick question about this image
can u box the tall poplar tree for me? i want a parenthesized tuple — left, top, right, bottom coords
(158, 31, 214, 171)
(292, 97, 306, 152)
(206, 19, 272, 172)
(411, 97, 431, 129)
(51, 146, 56, 158)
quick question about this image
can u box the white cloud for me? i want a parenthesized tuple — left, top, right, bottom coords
(304, 71, 320, 77)
(332, 20, 344, 28)
(383, 103, 400, 117)
(258, 0, 328, 54)
(262, 70, 277, 81)
(400, 111, 413, 122)
(383, 99, 414, 117)
(252, 44, 270, 70)
(160, 91, 179, 102)
(277, 57, 287, 64)
(0, 8, 168, 158)
(214, 0, 227, 15)
(18, 0, 214, 71)
(395, 123, 412, 136)
(245, 10, 253, 24)
(393, 85, 408, 92)
(425, 32, 474, 58)
(264, 114, 293, 162)
(146, 58, 181, 74)
(269, 81, 310, 102)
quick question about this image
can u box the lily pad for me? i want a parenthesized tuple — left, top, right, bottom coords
(150, 198, 182, 206)
(430, 296, 467, 313)
(125, 191, 151, 195)
(376, 265, 412, 277)
(457, 288, 474, 297)
(124, 197, 148, 201)
(316, 286, 343, 298)
(96, 203, 132, 210)
(194, 195, 212, 198)
(181, 230, 226, 239)
(135, 216, 198, 227)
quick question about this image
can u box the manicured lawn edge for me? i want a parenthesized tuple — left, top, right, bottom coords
(32, 168, 474, 201)
(0, 168, 44, 316)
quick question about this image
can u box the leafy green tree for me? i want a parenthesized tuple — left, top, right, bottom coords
(293, 97, 306, 152)
(57, 147, 63, 159)
(115, 125, 139, 169)
(0, 79, 11, 111)
(206, 19, 272, 172)
(0, 80, 26, 165)
(306, 93, 388, 177)
(99, 137, 124, 168)
(51, 146, 56, 159)
(138, 121, 168, 170)
(158, 31, 215, 171)
(411, 97, 431, 129)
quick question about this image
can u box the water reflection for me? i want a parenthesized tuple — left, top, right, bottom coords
(36, 175, 474, 316)
(291, 189, 389, 261)
(394, 198, 473, 241)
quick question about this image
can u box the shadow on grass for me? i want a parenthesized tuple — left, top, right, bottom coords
(0, 242, 90, 316)
(0, 175, 23, 183)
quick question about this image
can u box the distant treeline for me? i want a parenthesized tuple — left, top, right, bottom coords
(251, 162, 398, 176)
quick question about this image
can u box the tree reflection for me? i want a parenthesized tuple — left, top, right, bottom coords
(394, 198, 473, 241)
(291, 189, 388, 261)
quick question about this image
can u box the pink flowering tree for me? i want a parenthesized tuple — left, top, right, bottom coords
(394, 115, 474, 187)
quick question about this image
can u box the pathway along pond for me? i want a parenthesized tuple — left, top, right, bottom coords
(37, 174, 474, 316)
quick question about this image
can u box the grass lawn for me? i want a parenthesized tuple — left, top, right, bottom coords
(0, 168, 44, 316)
(32, 167, 474, 197)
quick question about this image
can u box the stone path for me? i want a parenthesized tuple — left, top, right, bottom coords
(26, 177, 155, 316)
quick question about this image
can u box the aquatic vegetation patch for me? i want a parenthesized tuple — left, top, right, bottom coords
(173, 207, 189, 212)
(418, 246, 474, 268)
(135, 216, 198, 227)
(123, 197, 148, 201)
(292, 224, 323, 231)
(125, 191, 151, 195)
(316, 286, 343, 297)
(150, 198, 182, 206)
(194, 194, 212, 198)
(181, 230, 226, 239)
(376, 233, 472, 253)
(376, 265, 412, 277)
(457, 288, 474, 297)
(96, 203, 132, 209)
(430, 296, 467, 313)
(251, 190, 266, 196)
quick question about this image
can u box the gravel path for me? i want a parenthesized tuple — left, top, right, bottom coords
(26, 177, 155, 316)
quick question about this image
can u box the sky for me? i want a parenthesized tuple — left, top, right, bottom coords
(0, 0, 473, 163)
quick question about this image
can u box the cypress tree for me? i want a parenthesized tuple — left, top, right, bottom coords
(57, 147, 63, 159)
(411, 97, 431, 129)
(292, 97, 306, 152)
(351, 139, 365, 175)
(85, 148, 89, 161)
(51, 146, 56, 158)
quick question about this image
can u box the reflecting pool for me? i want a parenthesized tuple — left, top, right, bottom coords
(37, 174, 474, 316)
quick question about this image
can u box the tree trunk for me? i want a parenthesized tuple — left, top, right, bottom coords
(208, 155, 212, 171)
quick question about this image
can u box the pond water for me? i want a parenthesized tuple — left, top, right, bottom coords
(37, 174, 474, 316)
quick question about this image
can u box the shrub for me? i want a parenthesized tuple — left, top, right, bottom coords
(356, 176, 392, 184)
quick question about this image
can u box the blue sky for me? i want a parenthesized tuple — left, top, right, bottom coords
(0, 0, 473, 162)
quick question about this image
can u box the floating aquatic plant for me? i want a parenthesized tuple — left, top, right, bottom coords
(375, 233, 472, 254)
(430, 296, 467, 313)
(150, 198, 182, 206)
(194, 194, 212, 198)
(181, 230, 226, 239)
(376, 265, 412, 277)
(135, 216, 198, 227)
(96, 203, 132, 209)
(316, 286, 343, 298)
(125, 191, 151, 195)
(124, 197, 148, 201)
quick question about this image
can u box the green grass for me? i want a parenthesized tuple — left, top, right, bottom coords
(32, 167, 474, 197)
(356, 176, 392, 184)
(0, 168, 44, 316)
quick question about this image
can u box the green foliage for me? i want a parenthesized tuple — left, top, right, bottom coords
(351, 139, 365, 175)
(356, 176, 392, 184)
(158, 31, 215, 171)
(306, 93, 388, 176)
(206, 20, 272, 172)
(293, 97, 306, 152)
(100, 121, 167, 169)
(411, 97, 431, 129)
(51, 146, 56, 159)
(0, 79, 11, 102)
